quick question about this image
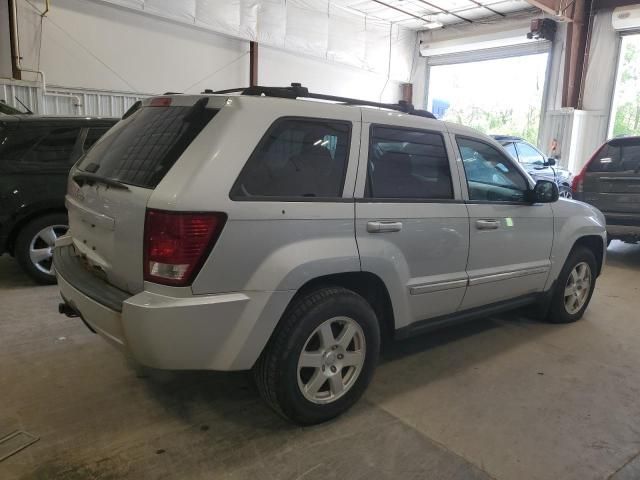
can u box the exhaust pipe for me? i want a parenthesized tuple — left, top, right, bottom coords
(58, 302, 79, 318)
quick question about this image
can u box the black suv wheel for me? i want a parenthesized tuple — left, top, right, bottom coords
(15, 213, 68, 285)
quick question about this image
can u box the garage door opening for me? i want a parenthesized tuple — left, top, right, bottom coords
(427, 52, 549, 144)
(609, 34, 640, 138)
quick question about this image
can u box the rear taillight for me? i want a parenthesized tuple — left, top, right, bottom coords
(143, 209, 226, 286)
(572, 144, 605, 194)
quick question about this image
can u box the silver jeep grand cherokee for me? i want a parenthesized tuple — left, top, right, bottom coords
(55, 84, 606, 425)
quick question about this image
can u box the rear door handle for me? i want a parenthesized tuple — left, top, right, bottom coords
(475, 219, 500, 230)
(367, 221, 403, 233)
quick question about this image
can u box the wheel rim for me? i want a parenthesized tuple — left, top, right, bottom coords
(297, 316, 366, 405)
(559, 188, 573, 199)
(29, 224, 68, 275)
(564, 261, 592, 315)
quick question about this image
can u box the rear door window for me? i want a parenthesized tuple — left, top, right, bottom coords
(77, 100, 217, 188)
(588, 141, 640, 173)
(366, 126, 453, 199)
(0, 126, 81, 172)
(231, 118, 351, 199)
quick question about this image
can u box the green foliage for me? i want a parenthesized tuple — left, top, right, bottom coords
(613, 40, 640, 137)
(442, 105, 540, 144)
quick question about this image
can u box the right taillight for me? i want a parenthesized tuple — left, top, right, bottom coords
(572, 144, 605, 194)
(143, 209, 226, 286)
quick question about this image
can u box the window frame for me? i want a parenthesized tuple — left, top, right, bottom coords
(362, 123, 457, 203)
(455, 134, 533, 205)
(229, 116, 353, 202)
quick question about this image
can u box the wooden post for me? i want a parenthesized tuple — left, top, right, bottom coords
(250, 41, 258, 87)
(400, 83, 413, 104)
(8, 0, 21, 80)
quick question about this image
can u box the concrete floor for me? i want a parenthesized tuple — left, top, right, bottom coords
(1, 243, 640, 480)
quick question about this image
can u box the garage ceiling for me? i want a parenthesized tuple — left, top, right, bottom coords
(336, 0, 539, 28)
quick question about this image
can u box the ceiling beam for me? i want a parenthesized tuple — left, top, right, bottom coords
(525, 0, 576, 21)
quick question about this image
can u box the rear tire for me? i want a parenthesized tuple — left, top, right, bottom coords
(546, 246, 597, 324)
(559, 185, 573, 199)
(253, 287, 380, 425)
(15, 213, 68, 285)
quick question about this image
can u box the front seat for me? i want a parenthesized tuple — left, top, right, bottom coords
(371, 151, 424, 198)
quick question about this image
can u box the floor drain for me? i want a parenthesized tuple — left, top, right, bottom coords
(0, 431, 39, 462)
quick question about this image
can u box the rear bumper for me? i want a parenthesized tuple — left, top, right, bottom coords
(54, 243, 293, 371)
(604, 213, 640, 239)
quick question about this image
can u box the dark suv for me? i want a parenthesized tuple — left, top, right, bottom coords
(573, 136, 640, 244)
(492, 135, 574, 198)
(0, 115, 117, 283)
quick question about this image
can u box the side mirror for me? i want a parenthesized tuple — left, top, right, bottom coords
(526, 180, 559, 203)
(544, 157, 556, 167)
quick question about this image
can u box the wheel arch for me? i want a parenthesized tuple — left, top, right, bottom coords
(571, 235, 604, 277)
(280, 271, 396, 347)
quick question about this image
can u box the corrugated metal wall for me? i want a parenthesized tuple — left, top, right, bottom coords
(0, 79, 146, 117)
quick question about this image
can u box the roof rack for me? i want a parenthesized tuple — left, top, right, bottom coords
(201, 83, 436, 119)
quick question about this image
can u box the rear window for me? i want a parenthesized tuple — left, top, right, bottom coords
(77, 99, 217, 188)
(230, 118, 351, 199)
(588, 141, 640, 173)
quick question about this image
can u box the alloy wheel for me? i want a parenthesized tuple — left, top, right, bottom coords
(564, 261, 592, 314)
(559, 188, 573, 199)
(297, 316, 366, 404)
(29, 224, 68, 275)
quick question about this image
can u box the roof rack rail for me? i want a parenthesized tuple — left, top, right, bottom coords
(202, 83, 436, 119)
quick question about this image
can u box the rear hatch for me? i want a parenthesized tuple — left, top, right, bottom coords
(65, 96, 219, 294)
(580, 138, 640, 218)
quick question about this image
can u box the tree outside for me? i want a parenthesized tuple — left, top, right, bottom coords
(611, 35, 640, 138)
(428, 53, 548, 146)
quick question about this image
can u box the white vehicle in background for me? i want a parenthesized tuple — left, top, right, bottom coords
(56, 84, 606, 425)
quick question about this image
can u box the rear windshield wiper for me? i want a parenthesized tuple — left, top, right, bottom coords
(72, 172, 130, 191)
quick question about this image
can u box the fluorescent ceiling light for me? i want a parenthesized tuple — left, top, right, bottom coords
(424, 21, 444, 29)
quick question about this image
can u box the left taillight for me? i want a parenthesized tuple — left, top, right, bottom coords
(143, 209, 227, 286)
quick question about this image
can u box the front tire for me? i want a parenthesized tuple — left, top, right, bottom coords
(253, 287, 380, 425)
(15, 213, 68, 285)
(546, 246, 597, 323)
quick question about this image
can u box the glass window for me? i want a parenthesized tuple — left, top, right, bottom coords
(0, 126, 81, 172)
(588, 141, 640, 173)
(231, 118, 350, 199)
(83, 127, 111, 152)
(77, 100, 217, 188)
(502, 142, 518, 161)
(0, 126, 49, 165)
(457, 137, 529, 202)
(366, 127, 453, 199)
(516, 142, 546, 165)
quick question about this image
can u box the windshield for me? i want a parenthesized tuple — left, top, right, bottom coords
(77, 101, 217, 189)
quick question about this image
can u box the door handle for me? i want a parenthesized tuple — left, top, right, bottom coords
(475, 219, 500, 230)
(367, 221, 403, 233)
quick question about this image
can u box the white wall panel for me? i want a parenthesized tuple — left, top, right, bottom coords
(285, 1, 329, 57)
(327, 8, 366, 68)
(0, 79, 143, 117)
(261, 45, 400, 103)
